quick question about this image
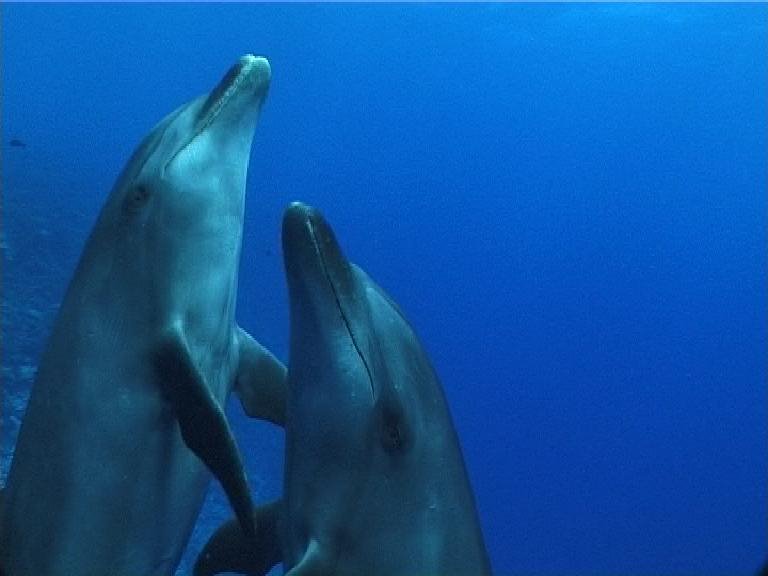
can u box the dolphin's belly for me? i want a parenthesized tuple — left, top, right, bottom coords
(2, 353, 216, 576)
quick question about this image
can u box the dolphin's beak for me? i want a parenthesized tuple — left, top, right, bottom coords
(282, 202, 359, 334)
(282, 202, 376, 399)
(282, 202, 347, 292)
(198, 54, 271, 131)
(164, 54, 271, 173)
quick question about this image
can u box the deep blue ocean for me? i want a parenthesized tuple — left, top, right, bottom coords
(1, 3, 766, 575)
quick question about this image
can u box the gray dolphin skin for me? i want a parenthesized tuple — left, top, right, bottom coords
(0, 55, 286, 576)
(279, 203, 492, 576)
(193, 203, 491, 576)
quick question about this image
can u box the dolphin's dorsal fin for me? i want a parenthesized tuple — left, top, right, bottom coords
(194, 499, 282, 576)
(153, 326, 256, 539)
(234, 327, 287, 426)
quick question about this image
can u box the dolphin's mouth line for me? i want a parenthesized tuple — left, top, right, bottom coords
(164, 60, 253, 171)
(306, 216, 376, 400)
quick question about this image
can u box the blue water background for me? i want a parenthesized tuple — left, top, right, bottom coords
(1, 4, 766, 575)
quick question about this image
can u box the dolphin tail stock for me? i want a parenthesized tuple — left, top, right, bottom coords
(152, 326, 256, 539)
(194, 499, 282, 576)
(234, 327, 287, 427)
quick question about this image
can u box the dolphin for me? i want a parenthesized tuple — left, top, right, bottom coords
(194, 202, 491, 576)
(0, 55, 285, 576)
(280, 203, 492, 575)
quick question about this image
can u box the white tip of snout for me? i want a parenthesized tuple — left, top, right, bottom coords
(238, 54, 271, 86)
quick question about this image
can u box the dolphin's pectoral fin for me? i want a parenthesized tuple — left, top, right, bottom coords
(234, 328, 287, 427)
(194, 499, 283, 576)
(284, 540, 329, 576)
(153, 330, 256, 539)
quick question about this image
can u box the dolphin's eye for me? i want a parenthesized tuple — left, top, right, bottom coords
(384, 422, 402, 451)
(124, 184, 151, 213)
(381, 409, 408, 454)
